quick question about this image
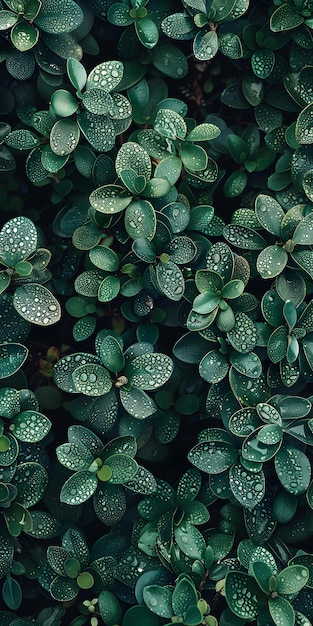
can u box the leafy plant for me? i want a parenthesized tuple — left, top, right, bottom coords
(3, 1, 313, 625)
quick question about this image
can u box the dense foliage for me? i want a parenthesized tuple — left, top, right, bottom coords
(3, 0, 313, 624)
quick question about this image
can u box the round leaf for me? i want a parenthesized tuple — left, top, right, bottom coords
(125, 352, 173, 390)
(50, 119, 80, 156)
(13, 284, 61, 326)
(72, 363, 112, 396)
(275, 446, 311, 495)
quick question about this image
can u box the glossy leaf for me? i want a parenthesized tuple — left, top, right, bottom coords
(13, 284, 61, 326)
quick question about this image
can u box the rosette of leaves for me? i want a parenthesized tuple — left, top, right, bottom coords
(0, 0, 85, 78)
(53, 331, 173, 419)
(188, 426, 267, 510)
(161, 0, 249, 62)
(225, 558, 309, 626)
(260, 291, 313, 387)
(25, 58, 133, 183)
(188, 269, 245, 332)
(0, 386, 51, 475)
(137, 469, 209, 554)
(222, 125, 276, 198)
(0, 456, 48, 540)
(174, 317, 262, 387)
(125, 231, 198, 316)
(56, 427, 156, 524)
(107, 0, 162, 49)
(186, 241, 253, 331)
(143, 573, 215, 626)
(228, 395, 313, 500)
(134, 107, 221, 179)
(0, 215, 61, 326)
(38, 528, 115, 602)
(45, 58, 132, 167)
(223, 194, 313, 286)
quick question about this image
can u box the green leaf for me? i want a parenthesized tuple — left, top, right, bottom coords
(35, 0, 83, 34)
(104, 453, 138, 484)
(87, 60, 124, 92)
(0, 216, 37, 267)
(2, 575, 22, 610)
(151, 43, 188, 79)
(267, 326, 288, 364)
(186, 122, 221, 142)
(156, 260, 185, 301)
(174, 521, 206, 560)
(0, 144, 16, 172)
(99, 335, 125, 372)
(154, 108, 187, 141)
(124, 352, 173, 390)
(172, 577, 198, 617)
(125, 200, 156, 241)
(60, 470, 98, 505)
(275, 446, 311, 495)
(296, 103, 313, 144)
(230, 368, 269, 405)
(223, 223, 267, 249)
(89, 245, 119, 272)
(141, 177, 171, 198)
(268, 595, 295, 626)
(188, 439, 238, 474)
(13, 461, 48, 507)
(135, 17, 159, 49)
(11, 21, 39, 51)
(242, 74, 264, 106)
(193, 292, 220, 314)
(67, 57, 87, 91)
(77, 111, 116, 152)
(227, 134, 248, 164)
(225, 571, 267, 620)
(0, 10, 18, 29)
(98, 275, 120, 302)
(224, 170, 247, 197)
(270, 3, 304, 32)
(132, 238, 156, 263)
(50, 575, 78, 602)
(13, 284, 61, 326)
(193, 29, 218, 61)
(5, 128, 40, 151)
(98, 590, 122, 626)
(229, 351, 262, 379)
(180, 143, 208, 171)
(41, 145, 69, 173)
(255, 194, 285, 235)
(50, 119, 80, 156)
(293, 213, 313, 245)
(229, 461, 265, 509)
(50, 90, 78, 117)
(277, 566, 309, 595)
(143, 585, 174, 618)
(251, 49, 275, 79)
(72, 363, 112, 396)
(0, 342, 28, 378)
(257, 245, 288, 279)
(154, 155, 182, 185)
(89, 184, 132, 214)
(82, 89, 114, 115)
(227, 312, 257, 353)
(120, 386, 157, 419)
(199, 350, 229, 383)
(116, 141, 151, 179)
(11, 410, 51, 442)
